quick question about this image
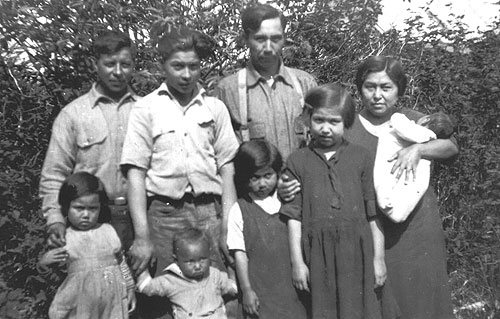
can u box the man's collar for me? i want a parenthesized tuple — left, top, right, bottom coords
(89, 83, 137, 108)
(156, 82, 207, 107)
(246, 60, 295, 87)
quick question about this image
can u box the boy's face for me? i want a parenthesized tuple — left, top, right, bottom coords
(309, 107, 345, 151)
(174, 240, 210, 281)
(248, 166, 278, 200)
(94, 47, 134, 100)
(163, 50, 201, 104)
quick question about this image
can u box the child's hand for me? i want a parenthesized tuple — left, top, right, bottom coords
(292, 262, 310, 292)
(242, 288, 259, 316)
(127, 290, 136, 313)
(373, 257, 387, 288)
(39, 247, 68, 266)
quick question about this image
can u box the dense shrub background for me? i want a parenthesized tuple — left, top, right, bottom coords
(1, 0, 498, 318)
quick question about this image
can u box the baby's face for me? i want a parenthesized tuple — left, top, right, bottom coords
(175, 241, 211, 281)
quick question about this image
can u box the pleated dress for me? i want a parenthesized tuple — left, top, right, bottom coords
(49, 223, 129, 319)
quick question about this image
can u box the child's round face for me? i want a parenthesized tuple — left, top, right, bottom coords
(67, 194, 100, 231)
(248, 166, 278, 200)
(175, 241, 211, 281)
(309, 107, 345, 150)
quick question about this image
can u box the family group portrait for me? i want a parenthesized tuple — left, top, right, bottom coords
(0, 0, 499, 318)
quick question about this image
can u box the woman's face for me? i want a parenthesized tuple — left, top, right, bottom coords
(361, 71, 399, 119)
(163, 50, 201, 104)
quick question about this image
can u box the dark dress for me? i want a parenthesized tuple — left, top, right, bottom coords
(238, 196, 308, 319)
(344, 109, 454, 319)
(281, 141, 384, 319)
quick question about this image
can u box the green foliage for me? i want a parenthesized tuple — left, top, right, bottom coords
(1, 0, 499, 317)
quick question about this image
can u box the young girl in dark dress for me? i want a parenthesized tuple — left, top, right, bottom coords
(281, 84, 396, 319)
(227, 140, 308, 319)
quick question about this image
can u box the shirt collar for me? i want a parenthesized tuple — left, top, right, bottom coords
(156, 82, 207, 108)
(89, 83, 138, 108)
(165, 263, 200, 283)
(246, 60, 295, 88)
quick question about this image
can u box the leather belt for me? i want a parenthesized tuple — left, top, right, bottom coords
(108, 196, 127, 206)
(150, 193, 220, 207)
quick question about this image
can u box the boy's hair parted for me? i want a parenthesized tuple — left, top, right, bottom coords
(157, 26, 215, 62)
(172, 228, 210, 254)
(241, 3, 286, 36)
(58, 172, 111, 223)
(92, 30, 134, 58)
(233, 140, 283, 196)
(303, 83, 356, 129)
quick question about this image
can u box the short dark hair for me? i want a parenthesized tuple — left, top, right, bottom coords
(355, 56, 407, 97)
(234, 140, 283, 197)
(157, 26, 215, 62)
(173, 228, 210, 255)
(58, 172, 111, 223)
(426, 112, 455, 139)
(92, 30, 133, 58)
(303, 83, 356, 129)
(241, 4, 286, 36)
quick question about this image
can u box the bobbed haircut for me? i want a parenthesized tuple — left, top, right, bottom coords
(241, 4, 286, 36)
(157, 26, 215, 62)
(303, 83, 356, 129)
(173, 228, 210, 255)
(92, 30, 133, 58)
(234, 140, 283, 197)
(426, 112, 455, 139)
(355, 56, 407, 97)
(58, 172, 111, 223)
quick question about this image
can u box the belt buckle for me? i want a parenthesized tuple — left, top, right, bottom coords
(113, 197, 127, 206)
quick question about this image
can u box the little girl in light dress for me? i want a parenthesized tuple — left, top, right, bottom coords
(38, 172, 136, 319)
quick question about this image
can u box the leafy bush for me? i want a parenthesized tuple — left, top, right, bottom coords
(1, 0, 498, 318)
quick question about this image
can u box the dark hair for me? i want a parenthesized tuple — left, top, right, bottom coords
(303, 83, 356, 129)
(92, 30, 134, 58)
(241, 4, 286, 36)
(355, 56, 407, 97)
(426, 112, 455, 139)
(234, 140, 283, 197)
(157, 26, 215, 62)
(173, 228, 210, 254)
(58, 172, 111, 223)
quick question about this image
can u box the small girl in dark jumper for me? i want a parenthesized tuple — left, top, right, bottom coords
(281, 83, 398, 319)
(38, 172, 135, 319)
(227, 140, 308, 319)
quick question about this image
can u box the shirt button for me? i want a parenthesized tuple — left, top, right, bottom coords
(184, 132, 188, 136)
(189, 313, 192, 316)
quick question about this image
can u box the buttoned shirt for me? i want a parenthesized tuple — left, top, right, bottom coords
(137, 264, 237, 319)
(120, 83, 239, 198)
(39, 84, 138, 226)
(215, 62, 317, 159)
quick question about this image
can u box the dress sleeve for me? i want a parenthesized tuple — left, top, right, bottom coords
(280, 156, 303, 221)
(227, 202, 245, 251)
(361, 148, 377, 218)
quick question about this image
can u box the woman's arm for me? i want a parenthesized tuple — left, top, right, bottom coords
(369, 214, 387, 288)
(234, 251, 260, 315)
(390, 138, 459, 182)
(288, 219, 309, 292)
(127, 166, 154, 275)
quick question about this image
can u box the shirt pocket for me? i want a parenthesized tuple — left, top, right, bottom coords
(193, 107, 216, 150)
(76, 126, 108, 168)
(152, 125, 176, 153)
(248, 121, 266, 139)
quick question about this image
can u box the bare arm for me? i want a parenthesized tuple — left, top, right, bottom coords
(369, 214, 386, 288)
(127, 166, 154, 275)
(234, 251, 260, 315)
(219, 162, 237, 266)
(390, 138, 459, 182)
(288, 219, 309, 292)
